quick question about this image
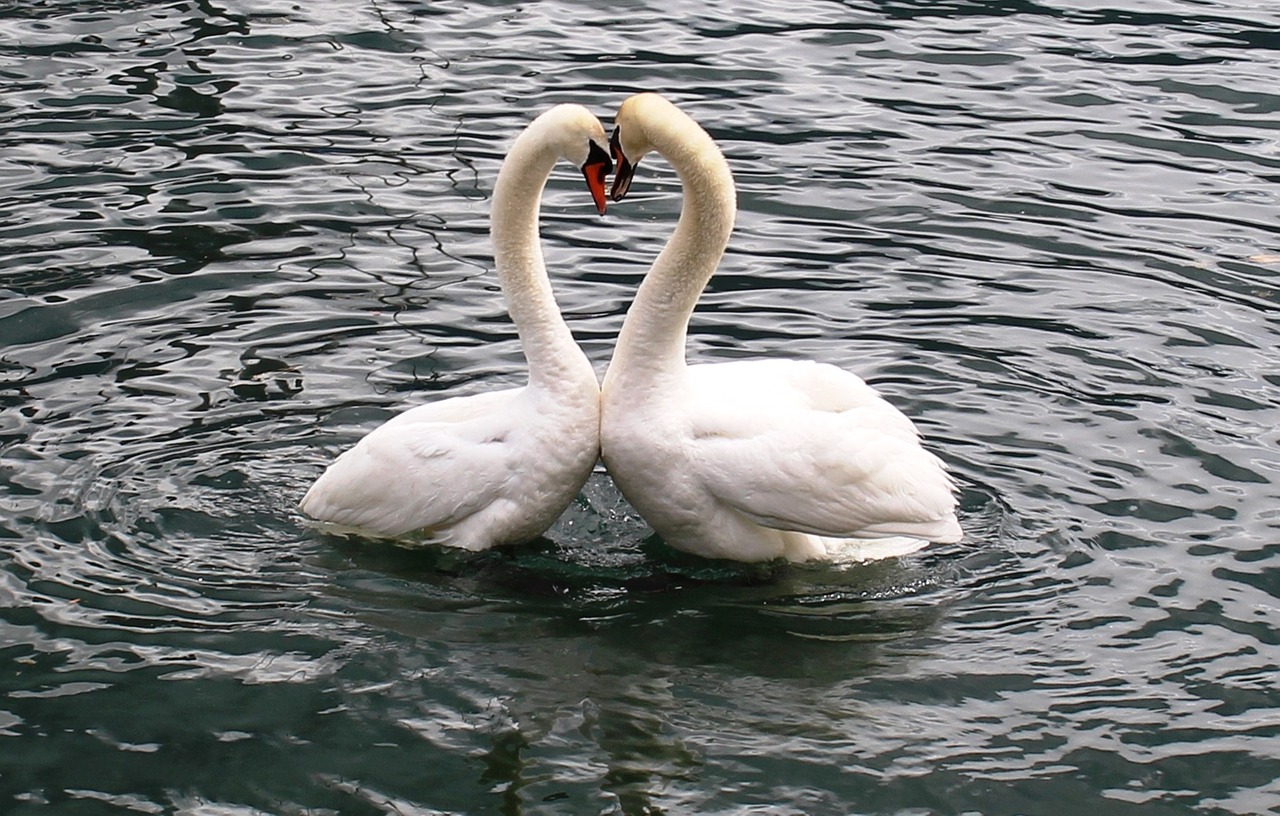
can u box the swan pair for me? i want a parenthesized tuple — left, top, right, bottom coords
(300, 94, 962, 563)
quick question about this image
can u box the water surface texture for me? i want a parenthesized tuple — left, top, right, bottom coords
(2, 1, 1279, 813)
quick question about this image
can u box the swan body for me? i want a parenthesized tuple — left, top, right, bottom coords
(300, 104, 612, 550)
(600, 93, 961, 563)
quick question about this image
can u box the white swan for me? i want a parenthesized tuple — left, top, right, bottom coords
(299, 104, 612, 550)
(600, 93, 962, 563)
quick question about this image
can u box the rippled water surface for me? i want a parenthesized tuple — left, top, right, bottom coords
(3, 0, 1279, 813)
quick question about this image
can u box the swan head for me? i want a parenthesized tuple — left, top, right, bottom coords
(609, 93, 700, 202)
(607, 93, 664, 202)
(534, 104, 613, 215)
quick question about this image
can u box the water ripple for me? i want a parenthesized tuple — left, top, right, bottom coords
(1, 0, 1278, 813)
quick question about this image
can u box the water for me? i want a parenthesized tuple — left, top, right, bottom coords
(2, 0, 1278, 813)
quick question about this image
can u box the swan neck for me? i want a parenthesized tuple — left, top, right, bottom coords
(490, 125, 592, 391)
(608, 116, 736, 390)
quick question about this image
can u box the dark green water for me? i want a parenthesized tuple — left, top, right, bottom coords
(2, 1, 1278, 814)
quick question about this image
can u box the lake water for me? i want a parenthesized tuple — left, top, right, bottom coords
(2, 0, 1278, 813)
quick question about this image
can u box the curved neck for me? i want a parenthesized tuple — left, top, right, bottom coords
(490, 124, 593, 391)
(606, 115, 737, 390)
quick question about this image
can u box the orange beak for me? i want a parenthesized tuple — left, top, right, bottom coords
(581, 141, 612, 215)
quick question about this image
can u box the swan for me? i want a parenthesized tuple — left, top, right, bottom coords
(600, 93, 962, 563)
(299, 104, 612, 550)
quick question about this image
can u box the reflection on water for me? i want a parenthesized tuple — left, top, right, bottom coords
(2, 0, 1279, 813)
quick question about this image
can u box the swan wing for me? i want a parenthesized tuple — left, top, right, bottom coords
(300, 388, 527, 540)
(688, 359, 921, 440)
(686, 364, 961, 542)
